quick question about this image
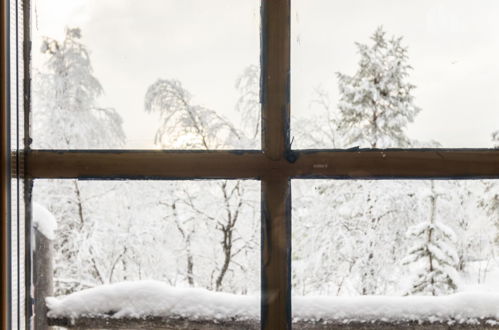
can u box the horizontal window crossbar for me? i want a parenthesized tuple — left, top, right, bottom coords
(21, 149, 499, 180)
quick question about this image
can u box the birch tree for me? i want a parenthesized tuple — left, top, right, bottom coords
(33, 27, 125, 294)
(144, 79, 258, 292)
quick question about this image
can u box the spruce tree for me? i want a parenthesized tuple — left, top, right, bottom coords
(330, 27, 422, 294)
(336, 26, 420, 148)
(403, 182, 460, 296)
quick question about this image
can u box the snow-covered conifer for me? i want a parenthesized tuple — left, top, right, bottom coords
(336, 26, 420, 148)
(404, 182, 460, 296)
(306, 27, 424, 295)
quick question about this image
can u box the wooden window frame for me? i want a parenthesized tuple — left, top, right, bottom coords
(1, 0, 10, 327)
(2, 0, 499, 329)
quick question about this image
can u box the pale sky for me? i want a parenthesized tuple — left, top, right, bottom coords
(32, 0, 499, 148)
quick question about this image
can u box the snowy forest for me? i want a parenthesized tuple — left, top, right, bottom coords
(31, 26, 498, 303)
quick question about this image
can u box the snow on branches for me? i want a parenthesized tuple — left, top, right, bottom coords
(144, 79, 245, 149)
(336, 26, 421, 148)
(404, 182, 460, 296)
(33, 28, 125, 149)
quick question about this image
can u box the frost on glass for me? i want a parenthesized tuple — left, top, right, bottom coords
(32, 180, 260, 321)
(291, 0, 499, 148)
(291, 179, 499, 323)
(31, 0, 261, 149)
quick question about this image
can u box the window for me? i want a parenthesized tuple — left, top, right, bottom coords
(2, 1, 499, 330)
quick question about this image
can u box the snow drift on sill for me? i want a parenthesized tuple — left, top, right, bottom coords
(46, 280, 499, 324)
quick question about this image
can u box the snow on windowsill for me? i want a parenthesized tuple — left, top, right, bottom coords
(46, 280, 499, 325)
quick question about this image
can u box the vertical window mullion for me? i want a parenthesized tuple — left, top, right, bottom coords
(260, 1, 291, 329)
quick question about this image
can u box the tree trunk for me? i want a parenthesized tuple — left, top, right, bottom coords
(428, 182, 437, 296)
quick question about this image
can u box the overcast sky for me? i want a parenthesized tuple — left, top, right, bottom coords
(33, 0, 499, 148)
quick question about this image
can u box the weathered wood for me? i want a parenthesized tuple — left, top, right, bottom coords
(293, 320, 499, 329)
(261, 0, 291, 329)
(261, 175, 291, 330)
(48, 316, 259, 329)
(26, 150, 265, 180)
(34, 229, 53, 330)
(292, 149, 499, 179)
(23, 1, 34, 326)
(261, 0, 290, 161)
(47, 317, 499, 330)
(25, 150, 499, 180)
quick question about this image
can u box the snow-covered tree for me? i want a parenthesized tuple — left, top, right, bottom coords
(292, 179, 420, 296)
(493, 131, 499, 148)
(33, 27, 124, 149)
(404, 182, 460, 296)
(235, 64, 260, 147)
(481, 131, 499, 246)
(32, 27, 125, 294)
(145, 79, 243, 149)
(144, 79, 259, 292)
(312, 27, 422, 295)
(336, 26, 421, 148)
(292, 86, 343, 149)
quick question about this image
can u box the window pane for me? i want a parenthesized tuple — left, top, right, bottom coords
(291, 0, 499, 148)
(291, 179, 499, 324)
(32, 180, 260, 326)
(32, 0, 261, 149)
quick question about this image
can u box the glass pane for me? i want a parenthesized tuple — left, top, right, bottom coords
(292, 179, 499, 325)
(32, 180, 260, 325)
(291, 0, 499, 148)
(32, 0, 261, 149)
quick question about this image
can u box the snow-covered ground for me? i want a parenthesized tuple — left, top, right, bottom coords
(47, 280, 499, 325)
(461, 259, 499, 294)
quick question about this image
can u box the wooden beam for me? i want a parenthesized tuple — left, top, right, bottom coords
(291, 321, 499, 329)
(261, 175, 291, 330)
(1, 0, 11, 327)
(261, 0, 291, 329)
(261, 0, 290, 160)
(293, 149, 499, 179)
(47, 316, 499, 329)
(23, 1, 33, 328)
(24, 149, 499, 180)
(48, 316, 259, 329)
(26, 150, 266, 179)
